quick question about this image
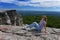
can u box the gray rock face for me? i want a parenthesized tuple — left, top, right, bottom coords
(0, 25, 60, 40)
(0, 10, 23, 26)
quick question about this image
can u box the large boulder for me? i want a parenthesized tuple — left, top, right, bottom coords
(0, 25, 60, 40)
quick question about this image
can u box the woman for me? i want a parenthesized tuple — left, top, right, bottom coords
(25, 15, 47, 33)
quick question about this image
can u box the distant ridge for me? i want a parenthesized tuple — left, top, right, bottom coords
(17, 10, 60, 16)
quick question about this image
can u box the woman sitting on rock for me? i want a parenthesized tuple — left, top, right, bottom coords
(25, 15, 47, 33)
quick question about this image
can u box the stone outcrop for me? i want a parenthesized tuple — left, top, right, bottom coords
(0, 25, 60, 40)
(0, 10, 23, 26)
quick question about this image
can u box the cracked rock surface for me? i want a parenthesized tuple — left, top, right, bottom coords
(0, 25, 60, 40)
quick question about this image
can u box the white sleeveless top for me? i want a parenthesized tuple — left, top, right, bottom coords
(39, 20, 46, 29)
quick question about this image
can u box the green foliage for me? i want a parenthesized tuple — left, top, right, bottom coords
(22, 15, 60, 28)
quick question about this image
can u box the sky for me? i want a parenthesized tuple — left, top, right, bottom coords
(0, 0, 60, 11)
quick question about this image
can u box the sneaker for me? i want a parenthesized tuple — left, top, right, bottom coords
(22, 24, 31, 30)
(25, 27, 31, 30)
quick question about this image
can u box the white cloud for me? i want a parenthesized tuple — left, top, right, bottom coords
(30, 0, 60, 7)
(0, 0, 16, 3)
(14, 1, 29, 6)
(14, 0, 60, 8)
(40, 1, 60, 7)
(31, 0, 60, 2)
(0, 0, 60, 8)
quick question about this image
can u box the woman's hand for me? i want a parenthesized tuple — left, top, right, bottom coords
(43, 24, 47, 33)
(44, 30, 47, 33)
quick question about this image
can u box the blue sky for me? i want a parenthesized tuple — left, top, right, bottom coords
(0, 0, 60, 11)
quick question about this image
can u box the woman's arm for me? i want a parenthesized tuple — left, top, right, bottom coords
(43, 24, 47, 33)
